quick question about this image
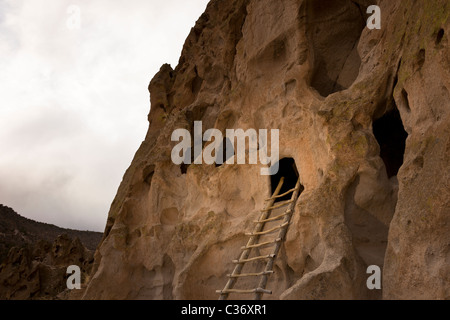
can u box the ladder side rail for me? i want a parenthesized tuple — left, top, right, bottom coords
(254, 178, 303, 300)
(218, 177, 285, 300)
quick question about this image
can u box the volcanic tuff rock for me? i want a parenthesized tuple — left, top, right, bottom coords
(0, 234, 94, 300)
(0, 205, 102, 299)
(83, 0, 449, 299)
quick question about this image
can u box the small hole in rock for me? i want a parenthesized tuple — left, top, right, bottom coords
(215, 138, 234, 167)
(143, 165, 155, 185)
(401, 88, 411, 112)
(436, 28, 444, 45)
(417, 49, 425, 69)
(180, 164, 189, 175)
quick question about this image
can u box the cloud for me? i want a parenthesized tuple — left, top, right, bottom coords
(0, 0, 209, 231)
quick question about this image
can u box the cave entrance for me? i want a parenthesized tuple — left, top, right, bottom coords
(270, 158, 300, 202)
(373, 104, 408, 178)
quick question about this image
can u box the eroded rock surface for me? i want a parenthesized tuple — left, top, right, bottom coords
(0, 234, 94, 300)
(83, 0, 449, 300)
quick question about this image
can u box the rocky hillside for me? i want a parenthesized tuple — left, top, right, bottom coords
(0, 204, 102, 264)
(82, 0, 449, 300)
(0, 205, 103, 300)
(0, 234, 96, 300)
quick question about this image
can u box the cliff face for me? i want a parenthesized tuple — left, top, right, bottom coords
(83, 0, 449, 299)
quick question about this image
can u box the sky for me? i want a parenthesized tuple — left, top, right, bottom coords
(0, 0, 210, 232)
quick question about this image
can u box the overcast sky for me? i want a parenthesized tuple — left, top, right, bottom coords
(0, 0, 210, 232)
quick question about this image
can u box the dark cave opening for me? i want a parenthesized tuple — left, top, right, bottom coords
(373, 104, 408, 178)
(180, 146, 193, 175)
(436, 28, 444, 45)
(180, 163, 189, 175)
(215, 137, 235, 167)
(270, 158, 301, 202)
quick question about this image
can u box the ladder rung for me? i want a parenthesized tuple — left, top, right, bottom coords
(262, 200, 295, 212)
(255, 211, 292, 223)
(233, 254, 275, 264)
(218, 178, 302, 301)
(246, 222, 289, 236)
(265, 187, 300, 201)
(227, 271, 274, 278)
(241, 238, 282, 250)
(216, 288, 272, 295)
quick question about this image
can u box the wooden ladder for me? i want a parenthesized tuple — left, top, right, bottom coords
(216, 176, 303, 300)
